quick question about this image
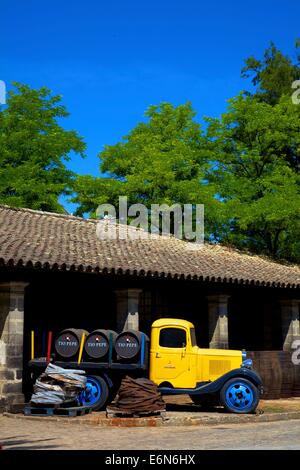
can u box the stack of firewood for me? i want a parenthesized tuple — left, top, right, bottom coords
(30, 363, 86, 406)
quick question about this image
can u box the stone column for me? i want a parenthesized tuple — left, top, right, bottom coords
(0, 282, 28, 411)
(114, 289, 142, 332)
(280, 299, 300, 351)
(207, 295, 230, 349)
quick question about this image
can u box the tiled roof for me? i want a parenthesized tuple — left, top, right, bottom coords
(0, 205, 299, 289)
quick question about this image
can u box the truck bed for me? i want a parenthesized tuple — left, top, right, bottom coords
(28, 357, 148, 371)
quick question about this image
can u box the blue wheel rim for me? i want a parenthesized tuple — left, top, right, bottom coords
(225, 382, 254, 411)
(79, 377, 102, 406)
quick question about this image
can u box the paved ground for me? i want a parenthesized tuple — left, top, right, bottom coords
(1, 415, 300, 450)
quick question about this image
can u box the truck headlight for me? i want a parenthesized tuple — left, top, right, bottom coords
(241, 350, 252, 368)
(242, 359, 253, 369)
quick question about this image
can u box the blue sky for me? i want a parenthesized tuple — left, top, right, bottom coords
(1, 0, 299, 210)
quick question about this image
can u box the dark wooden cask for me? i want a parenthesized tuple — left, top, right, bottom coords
(115, 330, 147, 360)
(84, 329, 117, 359)
(54, 328, 89, 359)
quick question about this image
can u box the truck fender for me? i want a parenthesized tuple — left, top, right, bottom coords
(197, 368, 263, 395)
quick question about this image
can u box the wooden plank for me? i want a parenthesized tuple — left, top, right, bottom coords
(24, 405, 92, 417)
(106, 407, 165, 419)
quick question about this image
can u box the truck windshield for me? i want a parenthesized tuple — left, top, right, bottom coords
(190, 328, 197, 347)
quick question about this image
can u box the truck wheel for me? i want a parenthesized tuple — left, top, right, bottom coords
(220, 378, 259, 414)
(79, 375, 109, 411)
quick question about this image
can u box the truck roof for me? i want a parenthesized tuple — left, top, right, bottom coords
(151, 318, 195, 329)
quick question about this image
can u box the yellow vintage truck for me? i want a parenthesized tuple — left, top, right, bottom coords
(29, 318, 263, 414)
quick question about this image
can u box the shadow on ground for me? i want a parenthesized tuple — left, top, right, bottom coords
(165, 403, 225, 413)
(1, 436, 59, 450)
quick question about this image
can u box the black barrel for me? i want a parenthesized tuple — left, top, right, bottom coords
(84, 329, 117, 359)
(115, 330, 146, 360)
(55, 328, 89, 359)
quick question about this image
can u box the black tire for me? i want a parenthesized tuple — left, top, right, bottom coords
(220, 377, 259, 414)
(79, 375, 109, 411)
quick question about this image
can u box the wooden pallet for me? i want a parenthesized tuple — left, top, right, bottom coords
(106, 406, 166, 419)
(24, 404, 92, 417)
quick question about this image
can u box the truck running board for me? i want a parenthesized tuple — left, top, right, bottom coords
(158, 382, 210, 395)
(158, 367, 263, 396)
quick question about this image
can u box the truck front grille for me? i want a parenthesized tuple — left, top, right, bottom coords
(209, 360, 231, 376)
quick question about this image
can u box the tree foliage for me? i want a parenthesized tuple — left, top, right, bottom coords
(241, 41, 300, 104)
(206, 94, 300, 260)
(72, 102, 224, 236)
(0, 82, 85, 212)
(204, 41, 300, 262)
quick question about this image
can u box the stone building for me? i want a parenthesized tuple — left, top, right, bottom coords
(0, 205, 299, 409)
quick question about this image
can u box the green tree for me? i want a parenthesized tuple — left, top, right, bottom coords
(206, 94, 300, 261)
(212, 41, 300, 261)
(242, 41, 300, 104)
(72, 102, 223, 238)
(0, 82, 85, 212)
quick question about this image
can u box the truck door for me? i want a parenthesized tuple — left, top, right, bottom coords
(151, 327, 192, 388)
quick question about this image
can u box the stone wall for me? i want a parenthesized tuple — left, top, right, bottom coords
(0, 282, 27, 411)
